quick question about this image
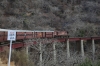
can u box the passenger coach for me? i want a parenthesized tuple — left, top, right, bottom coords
(0, 29, 69, 42)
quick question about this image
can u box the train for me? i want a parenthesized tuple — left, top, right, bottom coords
(0, 29, 69, 42)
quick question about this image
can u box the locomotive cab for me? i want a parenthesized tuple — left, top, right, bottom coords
(54, 31, 69, 38)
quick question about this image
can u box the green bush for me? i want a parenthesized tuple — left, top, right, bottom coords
(79, 59, 92, 66)
(79, 58, 100, 66)
(78, 29, 86, 37)
(95, 60, 100, 66)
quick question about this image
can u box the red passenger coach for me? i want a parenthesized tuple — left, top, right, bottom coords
(0, 32, 4, 42)
(16, 32, 25, 40)
(34, 31, 54, 38)
(34, 32, 42, 38)
(4, 32, 7, 41)
(45, 32, 54, 38)
(25, 32, 33, 39)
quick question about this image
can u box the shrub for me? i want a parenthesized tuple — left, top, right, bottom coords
(79, 58, 92, 66)
(95, 60, 100, 66)
(79, 59, 100, 66)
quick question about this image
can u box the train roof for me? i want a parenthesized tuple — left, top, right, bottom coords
(0, 29, 54, 32)
(34, 30, 54, 32)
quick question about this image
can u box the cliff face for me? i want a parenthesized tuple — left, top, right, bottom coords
(0, 0, 100, 36)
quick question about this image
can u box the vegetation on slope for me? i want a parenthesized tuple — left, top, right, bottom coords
(0, 0, 100, 36)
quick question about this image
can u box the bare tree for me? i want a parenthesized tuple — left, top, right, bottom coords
(24, 39, 88, 66)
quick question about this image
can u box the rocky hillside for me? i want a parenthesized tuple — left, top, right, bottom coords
(0, 0, 100, 37)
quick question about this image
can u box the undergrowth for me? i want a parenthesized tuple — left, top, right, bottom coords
(79, 58, 100, 66)
(0, 48, 34, 66)
(11, 49, 34, 66)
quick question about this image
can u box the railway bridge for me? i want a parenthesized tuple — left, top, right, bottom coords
(0, 29, 100, 59)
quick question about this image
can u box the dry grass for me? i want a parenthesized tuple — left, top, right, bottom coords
(11, 49, 34, 66)
(0, 47, 34, 66)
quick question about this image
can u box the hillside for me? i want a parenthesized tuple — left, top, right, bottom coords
(0, 0, 100, 37)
